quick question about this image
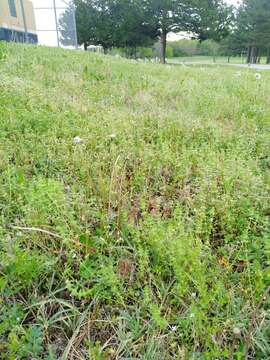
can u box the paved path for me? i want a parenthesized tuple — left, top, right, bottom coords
(171, 61, 270, 70)
(232, 63, 270, 70)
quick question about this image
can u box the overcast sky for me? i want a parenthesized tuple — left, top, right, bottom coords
(226, 0, 241, 4)
(31, 0, 242, 47)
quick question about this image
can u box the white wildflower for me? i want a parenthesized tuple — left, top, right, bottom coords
(171, 325, 178, 332)
(255, 73, 262, 80)
(191, 292, 196, 298)
(108, 133, 116, 139)
(190, 313, 195, 318)
(73, 136, 83, 144)
(233, 327, 241, 337)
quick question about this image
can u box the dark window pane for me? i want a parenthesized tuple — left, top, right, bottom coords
(8, 0, 17, 17)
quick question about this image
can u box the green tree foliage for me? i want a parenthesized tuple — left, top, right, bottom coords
(199, 39, 220, 62)
(219, 34, 245, 62)
(169, 39, 200, 57)
(60, 0, 234, 62)
(58, 4, 77, 47)
(110, 0, 159, 50)
(145, 0, 192, 63)
(59, 0, 115, 50)
(59, 0, 158, 51)
(189, 0, 234, 42)
(236, 0, 270, 63)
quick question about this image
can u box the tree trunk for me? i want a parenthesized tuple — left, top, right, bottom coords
(251, 46, 256, 63)
(250, 47, 259, 64)
(160, 31, 167, 64)
(267, 48, 270, 64)
(255, 47, 259, 63)
(228, 56, 230, 63)
(254, 47, 259, 63)
(247, 46, 252, 63)
(84, 43, 88, 51)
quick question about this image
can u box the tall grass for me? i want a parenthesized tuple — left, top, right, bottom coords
(0, 42, 269, 359)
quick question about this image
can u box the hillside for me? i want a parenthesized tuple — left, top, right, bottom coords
(0, 42, 269, 359)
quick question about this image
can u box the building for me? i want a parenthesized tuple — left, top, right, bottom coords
(0, 0, 37, 43)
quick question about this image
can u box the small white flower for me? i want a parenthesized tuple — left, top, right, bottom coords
(190, 313, 195, 318)
(108, 133, 116, 139)
(72, 253, 77, 259)
(73, 136, 83, 144)
(171, 325, 178, 332)
(191, 292, 196, 298)
(16, 317, 20, 322)
(255, 73, 262, 80)
(233, 327, 241, 337)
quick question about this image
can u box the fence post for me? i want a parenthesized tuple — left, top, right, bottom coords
(53, 0, 60, 47)
(20, 0, 29, 43)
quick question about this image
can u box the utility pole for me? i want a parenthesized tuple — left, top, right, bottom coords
(71, 1, 78, 49)
(53, 0, 60, 47)
(34, 0, 78, 49)
(20, 0, 29, 43)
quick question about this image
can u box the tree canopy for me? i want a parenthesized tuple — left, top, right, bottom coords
(59, 0, 270, 64)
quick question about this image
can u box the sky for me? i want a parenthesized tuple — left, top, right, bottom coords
(226, 0, 241, 4)
(31, 0, 242, 47)
(32, 0, 71, 46)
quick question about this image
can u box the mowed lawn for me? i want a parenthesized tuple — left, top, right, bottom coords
(0, 42, 269, 359)
(168, 56, 267, 65)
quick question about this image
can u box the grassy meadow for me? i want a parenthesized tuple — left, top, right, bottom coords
(0, 42, 269, 359)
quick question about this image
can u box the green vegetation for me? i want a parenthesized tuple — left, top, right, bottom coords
(233, 0, 270, 64)
(0, 42, 269, 359)
(167, 55, 250, 65)
(59, 0, 270, 65)
(60, 0, 232, 63)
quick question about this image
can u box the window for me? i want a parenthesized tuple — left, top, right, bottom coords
(8, 0, 17, 17)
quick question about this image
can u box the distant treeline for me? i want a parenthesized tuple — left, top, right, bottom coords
(59, 0, 270, 64)
(108, 40, 219, 60)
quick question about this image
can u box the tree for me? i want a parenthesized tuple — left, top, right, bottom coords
(236, 0, 270, 63)
(189, 0, 234, 42)
(58, 3, 78, 48)
(169, 39, 200, 57)
(219, 34, 244, 62)
(59, 0, 158, 52)
(60, 0, 234, 62)
(145, 0, 192, 64)
(109, 0, 158, 53)
(59, 0, 117, 51)
(199, 39, 220, 62)
(145, 0, 234, 64)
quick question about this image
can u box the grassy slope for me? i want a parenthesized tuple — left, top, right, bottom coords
(0, 42, 269, 359)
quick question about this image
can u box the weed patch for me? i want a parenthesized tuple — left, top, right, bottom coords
(0, 43, 269, 359)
